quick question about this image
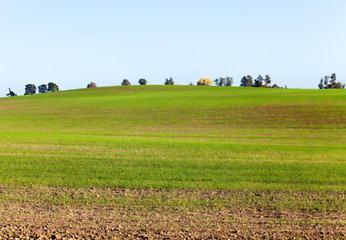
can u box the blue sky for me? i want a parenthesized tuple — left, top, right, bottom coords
(1, 0, 346, 96)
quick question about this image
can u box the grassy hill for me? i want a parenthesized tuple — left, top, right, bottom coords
(0, 85, 345, 191)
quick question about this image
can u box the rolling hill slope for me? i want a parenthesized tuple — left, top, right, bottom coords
(0, 86, 345, 190)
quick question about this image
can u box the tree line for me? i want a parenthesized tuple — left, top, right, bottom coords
(318, 73, 345, 89)
(86, 78, 168, 88)
(7, 82, 59, 96)
(240, 75, 276, 87)
(197, 75, 283, 88)
(6, 74, 345, 97)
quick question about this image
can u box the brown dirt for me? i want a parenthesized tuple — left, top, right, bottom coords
(0, 187, 345, 239)
(1, 203, 345, 239)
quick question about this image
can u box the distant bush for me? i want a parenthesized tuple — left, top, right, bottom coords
(138, 78, 147, 85)
(6, 88, 17, 97)
(87, 82, 97, 88)
(121, 79, 131, 86)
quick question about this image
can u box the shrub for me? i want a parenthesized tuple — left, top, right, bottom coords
(6, 88, 17, 97)
(87, 82, 97, 88)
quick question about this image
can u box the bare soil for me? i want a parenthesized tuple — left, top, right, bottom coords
(0, 187, 345, 239)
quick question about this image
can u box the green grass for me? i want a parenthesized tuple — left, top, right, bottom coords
(0, 86, 345, 191)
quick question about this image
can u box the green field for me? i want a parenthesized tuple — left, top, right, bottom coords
(0, 85, 345, 191)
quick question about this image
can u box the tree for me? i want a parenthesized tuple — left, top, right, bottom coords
(319, 74, 345, 89)
(264, 75, 271, 86)
(121, 79, 131, 86)
(225, 77, 233, 86)
(318, 79, 324, 89)
(38, 84, 48, 93)
(330, 73, 337, 86)
(328, 73, 344, 88)
(6, 88, 17, 97)
(214, 77, 225, 86)
(197, 78, 213, 86)
(24, 84, 36, 95)
(164, 77, 174, 85)
(240, 75, 253, 87)
(87, 82, 97, 88)
(323, 75, 329, 87)
(215, 77, 233, 86)
(253, 75, 264, 87)
(138, 78, 147, 85)
(48, 82, 59, 92)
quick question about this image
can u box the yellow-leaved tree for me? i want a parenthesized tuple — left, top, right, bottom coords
(197, 78, 213, 86)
